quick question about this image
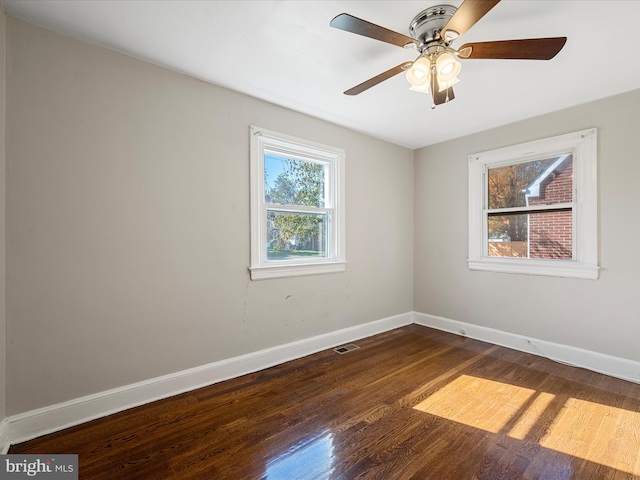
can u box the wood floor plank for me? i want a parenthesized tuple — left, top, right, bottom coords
(10, 325, 640, 479)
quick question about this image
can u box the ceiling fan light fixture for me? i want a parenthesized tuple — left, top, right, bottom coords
(405, 56, 431, 86)
(437, 76, 460, 92)
(435, 51, 462, 83)
(409, 82, 431, 94)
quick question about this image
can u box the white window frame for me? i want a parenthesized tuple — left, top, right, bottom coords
(468, 128, 598, 279)
(249, 126, 346, 280)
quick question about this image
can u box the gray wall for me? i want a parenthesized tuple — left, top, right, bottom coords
(5, 19, 414, 415)
(414, 89, 640, 363)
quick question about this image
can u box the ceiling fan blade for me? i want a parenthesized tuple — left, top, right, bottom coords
(458, 37, 567, 60)
(441, 0, 501, 40)
(431, 75, 455, 106)
(344, 62, 412, 96)
(330, 13, 418, 48)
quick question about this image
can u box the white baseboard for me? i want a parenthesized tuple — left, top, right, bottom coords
(6, 312, 413, 448)
(6, 310, 639, 453)
(0, 418, 9, 454)
(414, 312, 640, 385)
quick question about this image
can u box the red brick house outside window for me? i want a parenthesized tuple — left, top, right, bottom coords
(486, 153, 574, 260)
(468, 128, 598, 280)
(526, 156, 573, 259)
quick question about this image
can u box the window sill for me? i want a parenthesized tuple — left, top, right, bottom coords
(249, 261, 347, 280)
(468, 258, 599, 280)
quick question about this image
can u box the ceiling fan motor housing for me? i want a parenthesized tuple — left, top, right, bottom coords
(409, 4, 458, 47)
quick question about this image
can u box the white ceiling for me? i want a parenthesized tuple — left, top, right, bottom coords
(3, 0, 640, 149)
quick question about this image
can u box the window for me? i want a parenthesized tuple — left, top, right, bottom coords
(468, 128, 598, 279)
(249, 126, 346, 280)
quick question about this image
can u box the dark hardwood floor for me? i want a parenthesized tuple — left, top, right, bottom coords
(10, 325, 640, 479)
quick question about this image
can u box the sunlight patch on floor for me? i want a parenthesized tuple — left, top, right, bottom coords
(413, 375, 536, 434)
(413, 374, 640, 475)
(540, 398, 640, 475)
(507, 391, 556, 440)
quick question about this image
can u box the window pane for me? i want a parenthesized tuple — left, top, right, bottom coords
(264, 153, 325, 207)
(267, 210, 327, 260)
(488, 155, 573, 209)
(488, 210, 572, 260)
(488, 214, 529, 258)
(529, 210, 572, 259)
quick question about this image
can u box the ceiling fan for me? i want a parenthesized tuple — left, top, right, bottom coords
(330, 0, 567, 106)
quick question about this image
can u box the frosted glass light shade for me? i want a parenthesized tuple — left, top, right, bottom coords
(405, 56, 431, 87)
(438, 76, 460, 92)
(410, 83, 431, 94)
(436, 52, 461, 83)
